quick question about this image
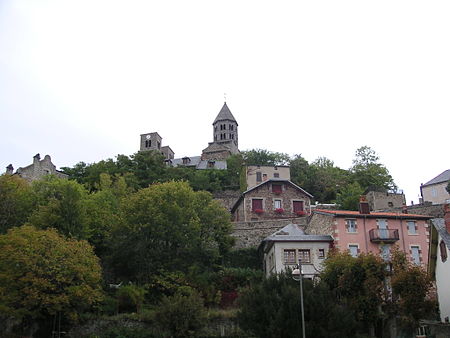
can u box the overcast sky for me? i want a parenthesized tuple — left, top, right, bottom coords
(1, 0, 449, 204)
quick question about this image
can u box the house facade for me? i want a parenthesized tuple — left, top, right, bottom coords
(307, 199, 433, 268)
(261, 223, 333, 279)
(421, 169, 450, 205)
(231, 179, 313, 222)
(429, 204, 450, 322)
(245, 165, 290, 189)
(364, 188, 406, 211)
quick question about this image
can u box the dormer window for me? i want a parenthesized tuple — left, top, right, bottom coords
(207, 161, 215, 168)
(182, 157, 191, 165)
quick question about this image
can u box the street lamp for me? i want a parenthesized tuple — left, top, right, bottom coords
(292, 259, 306, 338)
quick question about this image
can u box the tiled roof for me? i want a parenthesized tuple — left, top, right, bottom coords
(314, 209, 433, 219)
(243, 178, 313, 198)
(264, 223, 333, 242)
(432, 218, 450, 247)
(171, 156, 227, 170)
(213, 102, 237, 124)
(422, 169, 450, 187)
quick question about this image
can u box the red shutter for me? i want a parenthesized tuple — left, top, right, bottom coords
(272, 184, 282, 194)
(293, 201, 304, 212)
(252, 199, 263, 211)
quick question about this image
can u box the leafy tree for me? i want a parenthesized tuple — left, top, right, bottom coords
(289, 154, 312, 189)
(108, 181, 234, 282)
(350, 146, 397, 191)
(238, 272, 360, 338)
(27, 176, 89, 239)
(0, 174, 35, 233)
(242, 149, 290, 166)
(0, 226, 103, 333)
(309, 157, 349, 203)
(335, 181, 365, 210)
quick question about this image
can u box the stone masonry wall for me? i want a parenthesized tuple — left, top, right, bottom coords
(232, 217, 308, 249)
(236, 182, 311, 222)
(306, 213, 335, 236)
(213, 190, 242, 211)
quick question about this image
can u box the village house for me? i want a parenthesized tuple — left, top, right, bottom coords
(429, 204, 450, 323)
(260, 223, 333, 279)
(245, 165, 290, 189)
(420, 169, 450, 205)
(230, 178, 313, 222)
(307, 197, 433, 267)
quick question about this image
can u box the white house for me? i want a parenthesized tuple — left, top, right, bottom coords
(260, 223, 333, 279)
(429, 205, 450, 323)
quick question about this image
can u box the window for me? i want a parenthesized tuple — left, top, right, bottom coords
(349, 245, 359, 257)
(411, 246, 420, 265)
(229, 124, 234, 131)
(157, 141, 161, 149)
(207, 161, 215, 168)
(298, 249, 310, 263)
(388, 202, 394, 207)
(274, 173, 280, 178)
(256, 172, 262, 182)
(407, 221, 417, 235)
(274, 199, 282, 209)
(293, 201, 304, 213)
(378, 219, 388, 239)
(284, 249, 296, 264)
(272, 184, 282, 194)
(380, 244, 390, 261)
(440, 240, 448, 262)
(346, 219, 357, 233)
(318, 249, 325, 259)
(252, 199, 263, 212)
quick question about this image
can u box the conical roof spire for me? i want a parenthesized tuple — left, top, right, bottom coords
(213, 102, 237, 124)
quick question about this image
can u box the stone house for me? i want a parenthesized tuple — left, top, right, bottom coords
(6, 154, 68, 183)
(307, 198, 433, 268)
(429, 204, 450, 323)
(364, 187, 406, 211)
(230, 179, 313, 222)
(421, 169, 450, 205)
(245, 165, 290, 189)
(260, 223, 333, 279)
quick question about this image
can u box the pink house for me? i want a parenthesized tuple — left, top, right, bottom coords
(307, 200, 433, 268)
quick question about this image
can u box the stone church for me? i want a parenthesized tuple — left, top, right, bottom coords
(140, 102, 240, 169)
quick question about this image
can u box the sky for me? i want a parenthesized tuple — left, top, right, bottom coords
(0, 0, 449, 204)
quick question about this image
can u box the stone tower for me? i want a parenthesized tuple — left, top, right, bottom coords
(201, 102, 239, 160)
(140, 132, 174, 160)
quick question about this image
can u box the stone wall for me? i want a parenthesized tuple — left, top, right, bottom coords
(16, 154, 68, 183)
(213, 190, 241, 211)
(232, 217, 308, 249)
(306, 212, 335, 236)
(365, 190, 406, 211)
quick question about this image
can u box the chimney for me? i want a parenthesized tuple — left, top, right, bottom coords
(6, 164, 13, 175)
(359, 196, 370, 214)
(402, 205, 408, 214)
(445, 204, 450, 234)
(33, 153, 41, 165)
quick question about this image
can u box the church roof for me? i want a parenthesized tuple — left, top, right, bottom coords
(213, 102, 238, 124)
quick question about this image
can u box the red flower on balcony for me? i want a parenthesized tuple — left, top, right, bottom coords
(275, 208, 284, 214)
(295, 210, 306, 216)
(254, 209, 264, 214)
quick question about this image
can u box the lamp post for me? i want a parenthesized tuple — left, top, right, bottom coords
(292, 259, 306, 338)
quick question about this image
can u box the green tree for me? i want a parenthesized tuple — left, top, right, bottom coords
(242, 149, 290, 166)
(335, 181, 365, 210)
(0, 226, 103, 334)
(0, 174, 35, 233)
(238, 272, 360, 338)
(350, 146, 397, 191)
(27, 176, 89, 239)
(109, 181, 234, 282)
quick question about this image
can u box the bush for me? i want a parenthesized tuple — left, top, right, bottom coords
(116, 285, 146, 313)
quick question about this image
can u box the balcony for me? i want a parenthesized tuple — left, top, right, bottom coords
(369, 229, 399, 243)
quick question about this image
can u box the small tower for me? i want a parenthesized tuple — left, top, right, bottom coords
(140, 132, 162, 152)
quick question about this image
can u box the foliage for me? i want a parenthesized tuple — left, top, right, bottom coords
(350, 146, 397, 191)
(0, 226, 103, 324)
(116, 285, 147, 314)
(242, 148, 290, 166)
(108, 181, 234, 282)
(335, 181, 365, 210)
(223, 247, 262, 270)
(155, 290, 207, 338)
(238, 272, 360, 338)
(321, 251, 387, 328)
(27, 176, 89, 239)
(0, 174, 35, 234)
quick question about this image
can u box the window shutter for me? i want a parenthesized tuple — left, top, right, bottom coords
(272, 184, 282, 194)
(252, 199, 263, 211)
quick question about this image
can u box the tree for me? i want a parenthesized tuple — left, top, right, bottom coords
(335, 181, 365, 210)
(108, 181, 234, 282)
(238, 272, 359, 338)
(0, 174, 35, 234)
(242, 149, 290, 166)
(350, 146, 397, 191)
(0, 226, 103, 334)
(27, 176, 89, 239)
